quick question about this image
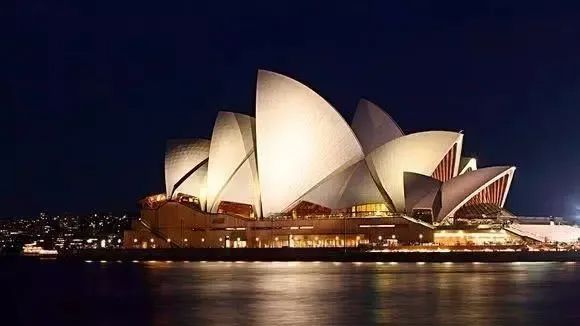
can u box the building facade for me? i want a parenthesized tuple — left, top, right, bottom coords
(124, 70, 517, 248)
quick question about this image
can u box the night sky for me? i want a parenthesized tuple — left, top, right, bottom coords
(2, 1, 580, 219)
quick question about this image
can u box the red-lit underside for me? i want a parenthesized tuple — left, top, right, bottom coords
(464, 174, 510, 207)
(431, 144, 457, 182)
(454, 174, 510, 218)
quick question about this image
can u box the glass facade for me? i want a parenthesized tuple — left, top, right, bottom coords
(350, 203, 389, 217)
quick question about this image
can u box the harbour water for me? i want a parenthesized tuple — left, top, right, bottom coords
(3, 260, 579, 325)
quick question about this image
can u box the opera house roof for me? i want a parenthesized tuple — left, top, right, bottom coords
(163, 70, 516, 225)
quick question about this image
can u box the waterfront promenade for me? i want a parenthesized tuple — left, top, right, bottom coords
(53, 247, 580, 263)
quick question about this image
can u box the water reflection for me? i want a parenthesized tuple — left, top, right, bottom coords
(5, 261, 580, 325)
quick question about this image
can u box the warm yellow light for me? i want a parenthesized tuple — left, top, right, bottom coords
(167, 238, 171, 243)
(133, 238, 138, 243)
(184, 238, 188, 242)
(150, 238, 154, 243)
(219, 237, 223, 242)
(391, 235, 396, 239)
(275, 237, 279, 241)
(378, 236, 383, 241)
(255, 237, 259, 242)
(335, 236, 339, 241)
(201, 238, 205, 242)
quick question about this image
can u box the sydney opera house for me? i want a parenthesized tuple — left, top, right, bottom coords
(124, 70, 526, 249)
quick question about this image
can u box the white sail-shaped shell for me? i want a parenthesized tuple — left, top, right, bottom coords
(256, 70, 364, 216)
(366, 131, 463, 211)
(164, 139, 210, 200)
(351, 99, 404, 154)
(206, 112, 261, 217)
(438, 166, 515, 222)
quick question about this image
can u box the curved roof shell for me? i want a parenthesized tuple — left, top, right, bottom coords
(437, 166, 516, 222)
(255, 70, 364, 216)
(295, 160, 387, 210)
(351, 99, 404, 154)
(206, 111, 261, 216)
(337, 161, 388, 209)
(459, 157, 478, 175)
(164, 138, 210, 200)
(404, 172, 442, 214)
(172, 162, 208, 204)
(366, 131, 463, 212)
(295, 163, 359, 210)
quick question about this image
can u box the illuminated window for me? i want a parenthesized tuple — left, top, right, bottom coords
(350, 203, 389, 216)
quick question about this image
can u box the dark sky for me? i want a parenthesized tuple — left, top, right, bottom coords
(2, 1, 580, 219)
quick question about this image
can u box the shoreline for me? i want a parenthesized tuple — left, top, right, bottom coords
(38, 248, 580, 263)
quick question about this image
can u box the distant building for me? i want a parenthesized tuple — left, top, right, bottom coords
(124, 70, 519, 249)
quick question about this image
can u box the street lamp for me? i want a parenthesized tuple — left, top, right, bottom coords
(419, 233, 423, 244)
